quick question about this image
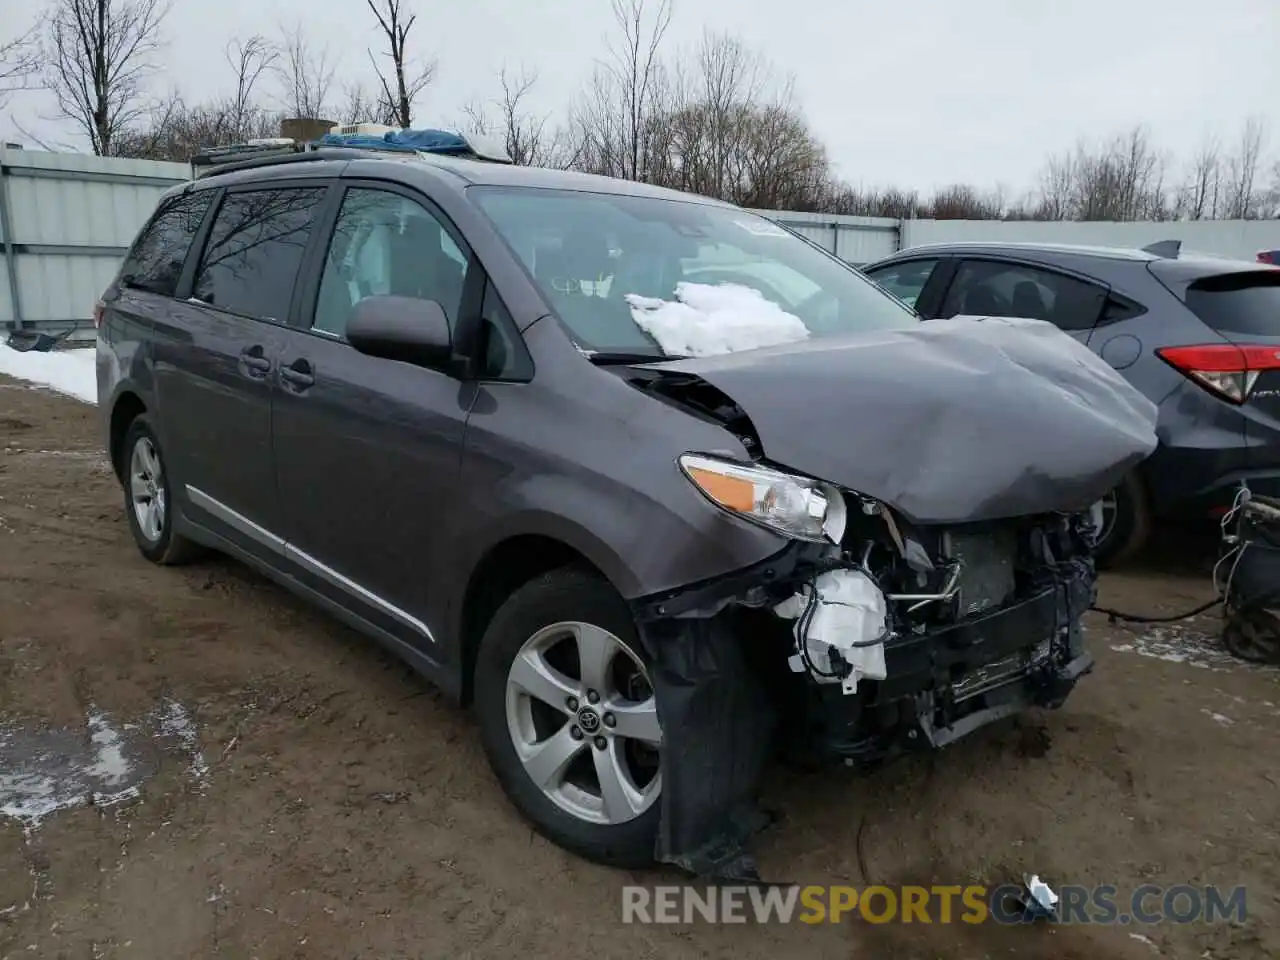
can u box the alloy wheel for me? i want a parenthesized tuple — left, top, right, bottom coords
(129, 436, 166, 543)
(504, 621, 662, 826)
(1089, 491, 1118, 548)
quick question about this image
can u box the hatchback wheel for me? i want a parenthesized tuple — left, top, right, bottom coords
(1089, 472, 1150, 569)
(122, 416, 201, 565)
(474, 568, 662, 867)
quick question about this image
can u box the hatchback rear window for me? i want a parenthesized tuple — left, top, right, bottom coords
(1184, 272, 1280, 337)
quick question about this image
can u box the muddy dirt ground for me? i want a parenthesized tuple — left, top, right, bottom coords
(1, 375, 1278, 960)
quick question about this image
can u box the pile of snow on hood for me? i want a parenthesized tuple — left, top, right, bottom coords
(626, 282, 810, 357)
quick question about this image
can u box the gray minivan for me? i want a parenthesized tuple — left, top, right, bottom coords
(97, 142, 1156, 877)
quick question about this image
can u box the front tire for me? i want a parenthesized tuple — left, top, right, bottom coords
(473, 568, 663, 868)
(121, 415, 201, 566)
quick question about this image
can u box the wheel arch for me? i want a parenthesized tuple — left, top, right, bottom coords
(109, 391, 148, 481)
(458, 533, 615, 706)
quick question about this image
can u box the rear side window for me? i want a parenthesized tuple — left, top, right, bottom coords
(1185, 272, 1280, 337)
(119, 191, 215, 296)
(193, 187, 328, 321)
(941, 260, 1107, 331)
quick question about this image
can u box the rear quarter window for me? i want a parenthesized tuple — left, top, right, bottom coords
(119, 191, 216, 297)
(1184, 272, 1280, 336)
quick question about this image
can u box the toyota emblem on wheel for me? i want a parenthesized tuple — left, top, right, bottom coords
(577, 708, 601, 733)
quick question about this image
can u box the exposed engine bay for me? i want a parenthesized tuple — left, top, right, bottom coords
(621, 362, 1102, 882)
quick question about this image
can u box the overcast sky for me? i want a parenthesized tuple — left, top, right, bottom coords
(2, 0, 1276, 194)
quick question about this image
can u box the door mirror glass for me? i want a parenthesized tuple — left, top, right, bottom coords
(346, 295, 453, 370)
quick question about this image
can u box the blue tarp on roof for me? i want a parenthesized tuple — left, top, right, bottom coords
(315, 128, 473, 154)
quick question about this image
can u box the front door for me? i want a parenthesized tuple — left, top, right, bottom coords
(155, 183, 331, 558)
(271, 183, 478, 655)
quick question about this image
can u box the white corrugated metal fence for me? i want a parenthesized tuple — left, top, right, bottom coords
(0, 149, 187, 335)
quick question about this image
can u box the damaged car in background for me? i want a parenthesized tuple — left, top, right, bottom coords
(97, 146, 1160, 883)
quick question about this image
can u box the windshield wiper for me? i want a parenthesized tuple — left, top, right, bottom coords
(584, 351, 682, 365)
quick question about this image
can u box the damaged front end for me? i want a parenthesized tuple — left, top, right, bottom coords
(615, 317, 1158, 882)
(631, 479, 1098, 881)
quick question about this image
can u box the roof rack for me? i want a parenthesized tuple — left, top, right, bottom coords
(190, 124, 513, 179)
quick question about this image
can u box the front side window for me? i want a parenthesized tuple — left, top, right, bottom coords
(940, 260, 1105, 331)
(865, 259, 938, 309)
(312, 188, 471, 338)
(470, 186, 917, 358)
(120, 191, 216, 296)
(192, 187, 328, 321)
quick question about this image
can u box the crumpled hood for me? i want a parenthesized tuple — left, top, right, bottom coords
(652, 315, 1160, 524)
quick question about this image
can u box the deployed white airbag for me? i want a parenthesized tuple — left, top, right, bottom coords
(775, 568, 889, 694)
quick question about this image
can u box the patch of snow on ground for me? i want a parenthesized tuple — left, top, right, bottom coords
(0, 701, 207, 830)
(0, 711, 139, 827)
(626, 282, 809, 357)
(1128, 932, 1160, 952)
(156, 700, 209, 784)
(0, 346, 97, 404)
(1108, 624, 1275, 672)
(85, 712, 139, 806)
(1200, 708, 1235, 727)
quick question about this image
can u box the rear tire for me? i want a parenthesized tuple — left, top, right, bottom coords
(473, 568, 662, 868)
(1092, 472, 1151, 569)
(121, 415, 202, 566)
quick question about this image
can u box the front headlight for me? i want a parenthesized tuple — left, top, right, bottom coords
(678, 453, 847, 543)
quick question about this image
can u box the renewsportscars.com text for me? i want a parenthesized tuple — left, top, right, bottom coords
(621, 884, 1247, 925)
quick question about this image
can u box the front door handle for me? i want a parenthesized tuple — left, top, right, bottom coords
(280, 358, 315, 391)
(238, 345, 272, 378)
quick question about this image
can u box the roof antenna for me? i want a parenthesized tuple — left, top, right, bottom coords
(1142, 239, 1181, 259)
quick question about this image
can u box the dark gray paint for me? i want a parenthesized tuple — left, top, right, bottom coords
(345, 294, 453, 367)
(657, 316, 1159, 523)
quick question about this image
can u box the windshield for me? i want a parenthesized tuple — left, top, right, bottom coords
(470, 186, 917, 358)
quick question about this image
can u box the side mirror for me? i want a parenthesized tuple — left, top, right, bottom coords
(346, 295, 453, 370)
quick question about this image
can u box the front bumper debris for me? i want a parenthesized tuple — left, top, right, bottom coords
(631, 516, 1097, 882)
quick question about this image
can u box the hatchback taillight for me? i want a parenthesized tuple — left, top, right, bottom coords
(1157, 343, 1280, 404)
(92, 300, 105, 329)
(1259, 251, 1278, 265)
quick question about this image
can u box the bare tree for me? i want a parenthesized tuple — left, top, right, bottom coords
(45, 0, 170, 156)
(275, 23, 336, 119)
(659, 32, 770, 199)
(462, 66, 575, 167)
(335, 82, 390, 126)
(226, 36, 279, 139)
(619, 33, 836, 211)
(571, 0, 674, 181)
(1031, 126, 1169, 222)
(494, 67, 551, 165)
(821, 183, 926, 219)
(1224, 116, 1267, 219)
(364, 0, 435, 128)
(0, 23, 41, 105)
(1035, 151, 1076, 221)
(1179, 133, 1222, 220)
(929, 184, 1006, 220)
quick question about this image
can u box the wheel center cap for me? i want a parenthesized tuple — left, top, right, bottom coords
(576, 707, 601, 733)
